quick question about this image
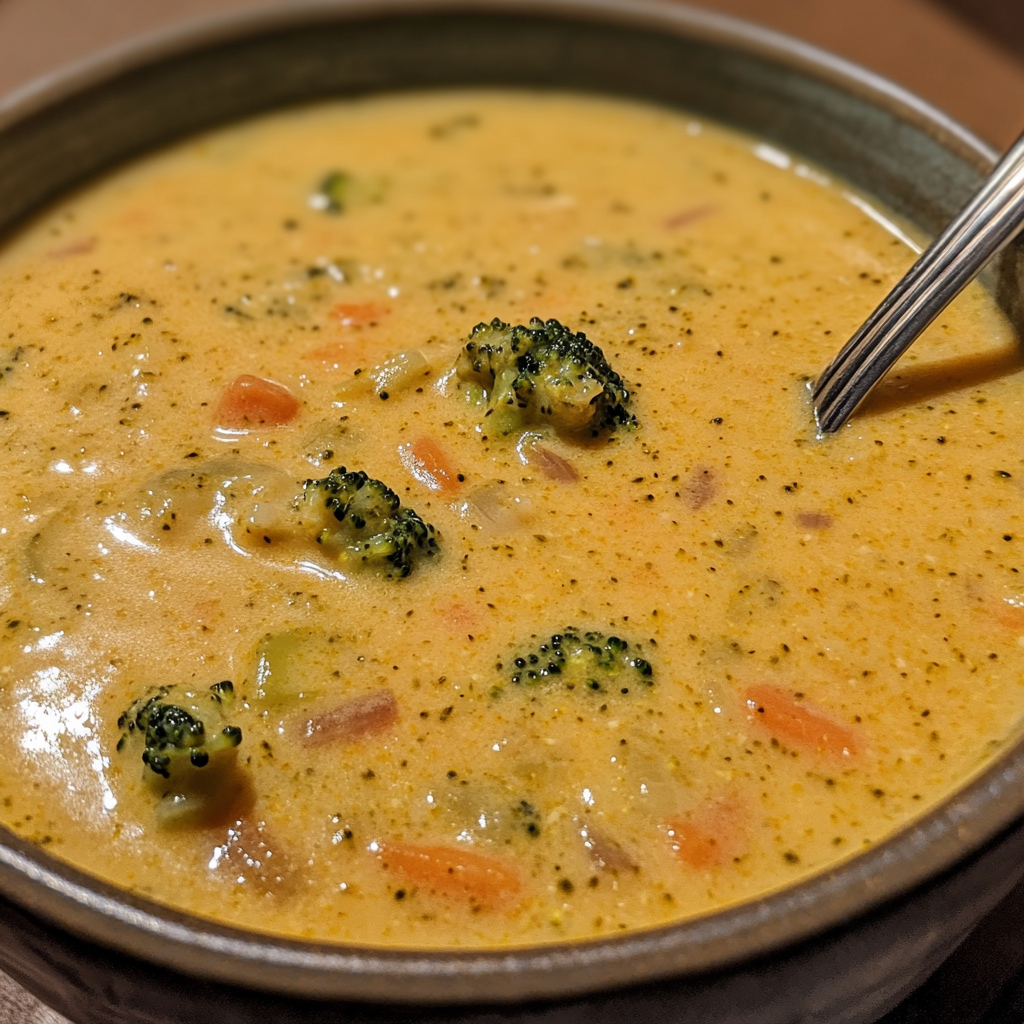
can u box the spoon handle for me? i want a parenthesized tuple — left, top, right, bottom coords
(813, 128, 1024, 434)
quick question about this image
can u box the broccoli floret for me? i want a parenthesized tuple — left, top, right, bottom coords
(308, 169, 387, 214)
(492, 628, 654, 697)
(300, 467, 438, 577)
(454, 317, 636, 436)
(117, 681, 242, 779)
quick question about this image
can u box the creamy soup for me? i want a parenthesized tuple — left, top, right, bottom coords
(0, 91, 1023, 949)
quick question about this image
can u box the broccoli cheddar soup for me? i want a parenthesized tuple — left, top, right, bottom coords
(2, 90, 1024, 950)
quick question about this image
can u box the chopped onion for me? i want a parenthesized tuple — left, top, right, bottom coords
(455, 483, 531, 533)
(337, 349, 430, 398)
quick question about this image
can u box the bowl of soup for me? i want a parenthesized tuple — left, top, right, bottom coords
(2, 2, 1024, 1022)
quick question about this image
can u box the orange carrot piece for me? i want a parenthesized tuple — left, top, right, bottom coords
(216, 374, 299, 427)
(438, 601, 480, 631)
(666, 800, 739, 869)
(399, 437, 462, 493)
(330, 301, 388, 326)
(993, 601, 1024, 632)
(744, 683, 859, 758)
(376, 842, 522, 905)
(666, 819, 725, 869)
(304, 339, 371, 370)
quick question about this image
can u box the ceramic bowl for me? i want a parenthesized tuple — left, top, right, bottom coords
(2, 3, 1024, 1022)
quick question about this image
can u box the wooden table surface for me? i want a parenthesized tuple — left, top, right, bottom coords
(1, 1, 1023, 1022)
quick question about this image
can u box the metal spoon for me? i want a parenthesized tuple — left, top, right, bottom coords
(813, 127, 1024, 434)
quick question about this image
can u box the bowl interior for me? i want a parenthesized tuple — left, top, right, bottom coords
(1, 0, 1024, 1007)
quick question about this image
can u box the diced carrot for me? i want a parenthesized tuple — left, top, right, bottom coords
(665, 800, 738, 869)
(744, 683, 859, 758)
(330, 302, 388, 327)
(304, 339, 372, 370)
(375, 842, 522, 905)
(666, 819, 724, 869)
(115, 208, 152, 229)
(437, 601, 480, 631)
(993, 601, 1024, 632)
(398, 437, 462, 493)
(298, 689, 398, 747)
(216, 374, 300, 427)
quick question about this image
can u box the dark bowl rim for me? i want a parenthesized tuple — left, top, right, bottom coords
(0, 0, 1001, 167)
(1, 0, 1022, 1006)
